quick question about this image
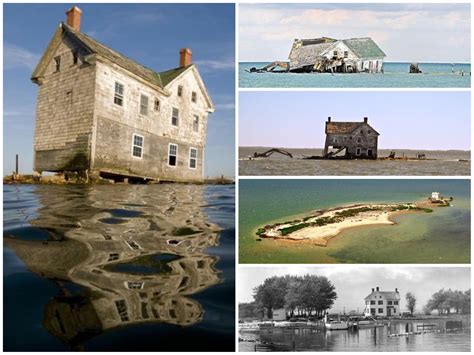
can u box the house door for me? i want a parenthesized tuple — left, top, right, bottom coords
(387, 308, 391, 316)
(367, 149, 373, 157)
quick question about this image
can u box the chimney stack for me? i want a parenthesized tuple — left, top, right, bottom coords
(66, 6, 82, 32)
(376, 286, 379, 292)
(364, 117, 368, 123)
(327, 116, 331, 122)
(179, 48, 192, 68)
(372, 288, 374, 292)
(395, 288, 398, 293)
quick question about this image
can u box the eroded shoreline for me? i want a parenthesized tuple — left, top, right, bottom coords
(255, 199, 450, 247)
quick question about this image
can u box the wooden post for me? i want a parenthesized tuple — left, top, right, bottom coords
(15, 154, 19, 175)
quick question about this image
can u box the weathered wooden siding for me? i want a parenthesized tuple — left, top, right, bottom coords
(34, 37, 96, 172)
(91, 61, 208, 181)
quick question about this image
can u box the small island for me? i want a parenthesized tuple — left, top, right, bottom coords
(256, 193, 452, 246)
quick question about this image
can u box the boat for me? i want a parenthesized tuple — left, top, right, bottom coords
(324, 314, 350, 330)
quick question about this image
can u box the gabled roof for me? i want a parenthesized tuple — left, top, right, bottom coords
(326, 121, 380, 135)
(31, 23, 214, 112)
(342, 38, 386, 60)
(365, 291, 400, 300)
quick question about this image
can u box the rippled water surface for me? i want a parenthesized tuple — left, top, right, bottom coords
(239, 317, 471, 352)
(4, 184, 235, 351)
(239, 62, 471, 88)
(239, 148, 471, 176)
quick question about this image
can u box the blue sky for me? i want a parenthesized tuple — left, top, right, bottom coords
(239, 91, 470, 150)
(239, 3, 471, 62)
(3, 3, 235, 178)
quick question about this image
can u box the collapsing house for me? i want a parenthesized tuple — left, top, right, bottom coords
(324, 117, 379, 159)
(289, 37, 386, 73)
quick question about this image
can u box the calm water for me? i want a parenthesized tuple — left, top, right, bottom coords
(3, 184, 235, 351)
(239, 62, 471, 88)
(239, 179, 470, 264)
(240, 148, 471, 176)
(239, 318, 471, 351)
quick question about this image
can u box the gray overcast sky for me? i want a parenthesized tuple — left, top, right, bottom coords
(239, 267, 471, 313)
(239, 91, 470, 150)
(239, 3, 470, 63)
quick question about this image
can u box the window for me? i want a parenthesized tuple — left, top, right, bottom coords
(154, 99, 160, 112)
(108, 253, 119, 261)
(378, 300, 383, 305)
(115, 300, 129, 322)
(132, 134, 144, 158)
(114, 82, 124, 106)
(344, 51, 349, 58)
(388, 301, 393, 305)
(72, 50, 79, 64)
(168, 144, 178, 166)
(177, 85, 183, 97)
(140, 94, 149, 116)
(126, 282, 144, 290)
(191, 91, 197, 103)
(394, 301, 399, 305)
(378, 308, 383, 314)
(193, 115, 199, 132)
(349, 136, 353, 140)
(357, 138, 362, 143)
(54, 56, 61, 72)
(370, 300, 375, 305)
(172, 108, 179, 126)
(333, 50, 338, 57)
(368, 130, 372, 134)
(189, 148, 197, 169)
(356, 148, 361, 156)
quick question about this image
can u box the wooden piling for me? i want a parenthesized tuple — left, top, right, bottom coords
(15, 154, 18, 175)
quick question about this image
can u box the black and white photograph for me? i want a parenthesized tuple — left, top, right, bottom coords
(239, 266, 471, 352)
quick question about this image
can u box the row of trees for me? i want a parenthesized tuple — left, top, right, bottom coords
(246, 274, 337, 319)
(423, 289, 471, 315)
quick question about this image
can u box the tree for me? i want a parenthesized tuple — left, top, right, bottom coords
(424, 288, 471, 315)
(405, 292, 416, 316)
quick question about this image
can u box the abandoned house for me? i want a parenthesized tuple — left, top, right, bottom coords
(288, 37, 386, 73)
(364, 287, 401, 317)
(31, 6, 214, 182)
(323, 117, 379, 159)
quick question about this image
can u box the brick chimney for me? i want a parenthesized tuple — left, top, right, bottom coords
(364, 117, 368, 123)
(395, 288, 398, 293)
(327, 116, 331, 122)
(66, 6, 82, 32)
(372, 288, 375, 292)
(376, 286, 379, 291)
(179, 48, 192, 68)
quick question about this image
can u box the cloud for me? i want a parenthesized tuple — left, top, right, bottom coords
(194, 58, 235, 71)
(239, 4, 471, 62)
(4, 43, 40, 70)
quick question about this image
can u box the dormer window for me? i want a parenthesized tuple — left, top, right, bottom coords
(177, 85, 183, 97)
(54, 56, 61, 72)
(191, 91, 197, 103)
(72, 50, 79, 65)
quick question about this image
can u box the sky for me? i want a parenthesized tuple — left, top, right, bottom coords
(239, 3, 471, 63)
(238, 266, 471, 314)
(239, 91, 470, 150)
(3, 3, 235, 178)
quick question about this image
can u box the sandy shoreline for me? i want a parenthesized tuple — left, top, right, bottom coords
(256, 200, 442, 247)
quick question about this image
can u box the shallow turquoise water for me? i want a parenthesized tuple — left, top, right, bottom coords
(239, 62, 471, 88)
(239, 179, 470, 264)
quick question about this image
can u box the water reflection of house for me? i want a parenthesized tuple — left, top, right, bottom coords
(5, 184, 222, 348)
(364, 286, 401, 317)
